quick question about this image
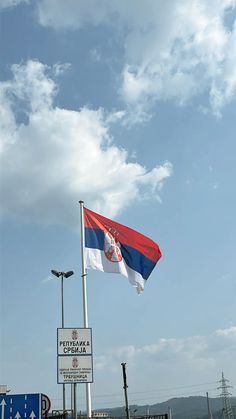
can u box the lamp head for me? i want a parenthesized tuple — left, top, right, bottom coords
(51, 269, 60, 277)
(51, 269, 74, 278)
(64, 270, 74, 278)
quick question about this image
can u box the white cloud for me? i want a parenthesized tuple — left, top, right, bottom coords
(52, 62, 71, 77)
(40, 275, 52, 283)
(215, 325, 236, 338)
(0, 0, 28, 10)
(94, 325, 236, 395)
(0, 60, 172, 226)
(37, 0, 236, 117)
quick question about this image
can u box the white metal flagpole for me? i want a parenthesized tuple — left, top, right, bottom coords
(79, 200, 92, 418)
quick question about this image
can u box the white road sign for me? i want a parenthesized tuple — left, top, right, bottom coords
(58, 354, 93, 384)
(57, 328, 92, 355)
(57, 328, 93, 384)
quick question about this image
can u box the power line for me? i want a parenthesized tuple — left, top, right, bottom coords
(91, 381, 219, 399)
(84, 386, 220, 407)
(49, 380, 223, 409)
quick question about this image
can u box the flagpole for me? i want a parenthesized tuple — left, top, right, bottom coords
(79, 200, 92, 419)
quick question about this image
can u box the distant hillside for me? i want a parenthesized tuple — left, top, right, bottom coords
(97, 396, 236, 419)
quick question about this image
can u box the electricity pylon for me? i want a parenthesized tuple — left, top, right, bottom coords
(217, 372, 234, 419)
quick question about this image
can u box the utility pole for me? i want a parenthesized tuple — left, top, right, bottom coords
(206, 392, 213, 419)
(121, 363, 130, 419)
(217, 372, 234, 419)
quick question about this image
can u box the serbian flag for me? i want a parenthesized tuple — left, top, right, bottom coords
(84, 207, 162, 293)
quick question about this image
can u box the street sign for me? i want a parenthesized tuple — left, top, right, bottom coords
(0, 394, 41, 419)
(57, 328, 93, 384)
(57, 328, 92, 355)
(58, 354, 93, 384)
(41, 395, 51, 417)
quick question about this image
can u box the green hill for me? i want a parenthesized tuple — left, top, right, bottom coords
(97, 396, 236, 419)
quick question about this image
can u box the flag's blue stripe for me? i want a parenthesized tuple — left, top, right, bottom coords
(85, 227, 156, 280)
(85, 227, 104, 250)
(120, 243, 156, 280)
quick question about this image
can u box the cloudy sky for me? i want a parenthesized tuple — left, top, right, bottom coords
(1, 0, 236, 413)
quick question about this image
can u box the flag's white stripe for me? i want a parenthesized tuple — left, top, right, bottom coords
(85, 247, 145, 293)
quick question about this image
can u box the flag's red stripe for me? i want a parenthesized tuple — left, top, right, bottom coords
(84, 207, 162, 263)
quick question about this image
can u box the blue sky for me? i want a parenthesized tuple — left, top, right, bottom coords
(1, 0, 236, 413)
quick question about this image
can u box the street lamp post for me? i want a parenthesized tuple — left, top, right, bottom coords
(51, 269, 74, 415)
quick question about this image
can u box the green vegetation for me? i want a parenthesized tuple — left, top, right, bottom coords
(99, 396, 236, 419)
